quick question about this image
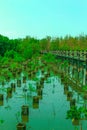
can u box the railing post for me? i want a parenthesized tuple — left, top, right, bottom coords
(77, 50, 80, 60)
(86, 50, 87, 64)
(65, 50, 66, 57)
(64, 50, 66, 60)
(72, 50, 74, 57)
(81, 50, 84, 61)
(68, 50, 70, 59)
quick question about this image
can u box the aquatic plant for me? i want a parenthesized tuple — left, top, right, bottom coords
(0, 76, 5, 83)
(82, 85, 87, 92)
(66, 106, 87, 121)
(0, 119, 4, 125)
(28, 84, 36, 93)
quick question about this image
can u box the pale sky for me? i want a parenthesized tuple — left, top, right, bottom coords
(0, 0, 87, 39)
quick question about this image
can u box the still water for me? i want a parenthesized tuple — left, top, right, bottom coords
(0, 66, 87, 130)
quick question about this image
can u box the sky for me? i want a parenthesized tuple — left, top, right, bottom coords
(0, 0, 87, 39)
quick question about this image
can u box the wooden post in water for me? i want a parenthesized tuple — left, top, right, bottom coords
(7, 87, 12, 98)
(70, 99, 76, 107)
(17, 79, 21, 87)
(33, 96, 39, 109)
(17, 123, 26, 130)
(82, 66, 86, 86)
(85, 66, 87, 85)
(0, 94, 4, 106)
(77, 51, 80, 80)
(21, 105, 29, 122)
(64, 85, 69, 94)
(81, 65, 84, 80)
(85, 51, 87, 85)
(86, 50, 87, 64)
(11, 83, 16, 92)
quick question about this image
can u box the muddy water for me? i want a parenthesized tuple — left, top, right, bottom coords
(0, 68, 87, 130)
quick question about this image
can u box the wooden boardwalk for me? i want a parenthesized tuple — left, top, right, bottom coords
(41, 50, 87, 63)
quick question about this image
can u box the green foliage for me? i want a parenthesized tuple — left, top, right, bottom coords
(66, 106, 87, 120)
(5, 50, 17, 58)
(50, 38, 59, 51)
(23, 45, 33, 59)
(82, 85, 87, 92)
(18, 36, 40, 59)
(66, 106, 81, 120)
(61, 60, 68, 68)
(4, 50, 24, 62)
(0, 34, 87, 59)
(42, 53, 56, 63)
(0, 34, 9, 56)
(0, 56, 9, 64)
(0, 87, 7, 92)
(28, 84, 36, 92)
(0, 75, 5, 82)
(0, 34, 87, 83)
(14, 54, 24, 62)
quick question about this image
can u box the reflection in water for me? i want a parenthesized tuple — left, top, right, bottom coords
(0, 59, 87, 130)
(59, 59, 87, 130)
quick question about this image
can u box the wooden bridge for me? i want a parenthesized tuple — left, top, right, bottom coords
(41, 50, 87, 63)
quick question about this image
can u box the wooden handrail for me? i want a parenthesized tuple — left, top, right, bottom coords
(41, 50, 87, 63)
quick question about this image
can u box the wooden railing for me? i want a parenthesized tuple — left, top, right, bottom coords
(41, 50, 87, 63)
